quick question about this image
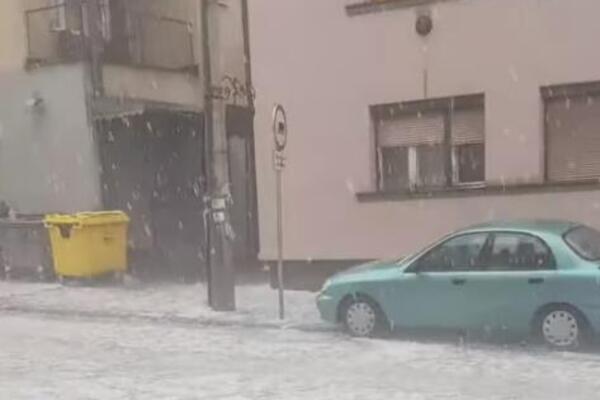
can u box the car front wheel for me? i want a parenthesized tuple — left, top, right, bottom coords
(342, 297, 387, 337)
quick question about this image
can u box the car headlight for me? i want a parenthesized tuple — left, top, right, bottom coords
(321, 278, 333, 292)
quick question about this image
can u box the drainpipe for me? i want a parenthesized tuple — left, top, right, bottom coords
(240, 0, 253, 112)
(240, 0, 260, 259)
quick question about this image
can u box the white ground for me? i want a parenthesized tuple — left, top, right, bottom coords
(2, 282, 600, 399)
(0, 281, 321, 328)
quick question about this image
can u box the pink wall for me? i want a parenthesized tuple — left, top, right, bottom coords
(249, 0, 600, 261)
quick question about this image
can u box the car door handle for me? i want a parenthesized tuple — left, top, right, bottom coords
(528, 278, 544, 285)
(451, 278, 467, 286)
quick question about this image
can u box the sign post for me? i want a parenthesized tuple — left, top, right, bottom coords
(272, 104, 287, 320)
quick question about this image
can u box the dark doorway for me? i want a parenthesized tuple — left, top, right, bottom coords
(226, 105, 259, 272)
(97, 111, 207, 282)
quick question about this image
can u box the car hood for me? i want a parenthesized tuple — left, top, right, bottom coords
(330, 258, 406, 284)
(341, 259, 400, 275)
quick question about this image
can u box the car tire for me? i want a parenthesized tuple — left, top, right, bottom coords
(534, 304, 591, 351)
(341, 296, 388, 338)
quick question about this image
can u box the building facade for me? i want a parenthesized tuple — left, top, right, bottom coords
(0, 0, 257, 281)
(249, 0, 600, 288)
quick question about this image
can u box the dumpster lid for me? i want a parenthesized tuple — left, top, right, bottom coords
(45, 211, 129, 226)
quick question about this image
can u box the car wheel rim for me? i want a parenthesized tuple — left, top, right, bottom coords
(346, 302, 376, 336)
(542, 310, 579, 347)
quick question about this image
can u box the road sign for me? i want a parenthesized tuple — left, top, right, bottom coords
(272, 104, 288, 153)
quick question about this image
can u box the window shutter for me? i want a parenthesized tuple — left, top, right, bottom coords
(546, 96, 600, 182)
(451, 108, 484, 145)
(377, 112, 444, 147)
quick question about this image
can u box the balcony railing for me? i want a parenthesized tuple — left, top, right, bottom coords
(25, 4, 196, 73)
(104, 12, 197, 73)
(25, 3, 85, 66)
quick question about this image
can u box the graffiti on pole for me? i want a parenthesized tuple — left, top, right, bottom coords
(209, 75, 256, 105)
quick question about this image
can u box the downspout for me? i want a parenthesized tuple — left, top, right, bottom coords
(240, 0, 260, 258)
(241, 0, 254, 112)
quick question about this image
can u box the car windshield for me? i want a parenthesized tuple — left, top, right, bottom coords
(564, 226, 600, 261)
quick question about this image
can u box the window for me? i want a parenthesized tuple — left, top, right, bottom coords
(415, 233, 489, 272)
(487, 233, 554, 271)
(380, 147, 409, 191)
(49, 0, 66, 31)
(455, 143, 485, 183)
(374, 95, 485, 192)
(545, 83, 600, 182)
(450, 107, 486, 184)
(417, 144, 446, 187)
(564, 226, 600, 261)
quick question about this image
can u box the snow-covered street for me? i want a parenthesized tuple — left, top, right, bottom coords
(3, 312, 600, 400)
(2, 283, 600, 399)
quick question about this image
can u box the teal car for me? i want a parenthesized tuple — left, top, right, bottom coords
(317, 220, 600, 349)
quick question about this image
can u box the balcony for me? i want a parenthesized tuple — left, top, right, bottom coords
(25, 3, 85, 67)
(104, 12, 197, 74)
(25, 3, 197, 74)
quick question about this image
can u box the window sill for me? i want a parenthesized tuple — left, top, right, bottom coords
(346, 0, 453, 16)
(356, 179, 600, 202)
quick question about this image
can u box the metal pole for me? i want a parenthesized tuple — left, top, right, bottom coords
(276, 165, 285, 320)
(272, 104, 287, 320)
(201, 0, 236, 311)
(200, 0, 214, 304)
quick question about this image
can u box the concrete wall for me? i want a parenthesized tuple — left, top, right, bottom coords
(0, 0, 101, 213)
(0, 0, 28, 70)
(249, 0, 600, 261)
(0, 64, 102, 214)
(102, 65, 203, 106)
(215, 0, 247, 88)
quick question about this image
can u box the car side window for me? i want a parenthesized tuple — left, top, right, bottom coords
(415, 233, 489, 272)
(487, 233, 554, 271)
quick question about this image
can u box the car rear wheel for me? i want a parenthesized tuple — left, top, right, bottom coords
(342, 297, 387, 338)
(536, 305, 589, 350)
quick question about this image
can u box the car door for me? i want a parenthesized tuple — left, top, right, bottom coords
(461, 232, 559, 337)
(391, 232, 491, 330)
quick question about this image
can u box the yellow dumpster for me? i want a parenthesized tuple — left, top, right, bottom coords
(44, 211, 129, 279)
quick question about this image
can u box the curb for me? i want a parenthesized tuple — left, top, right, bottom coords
(0, 304, 335, 334)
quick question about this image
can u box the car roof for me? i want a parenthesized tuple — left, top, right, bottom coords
(461, 219, 580, 236)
